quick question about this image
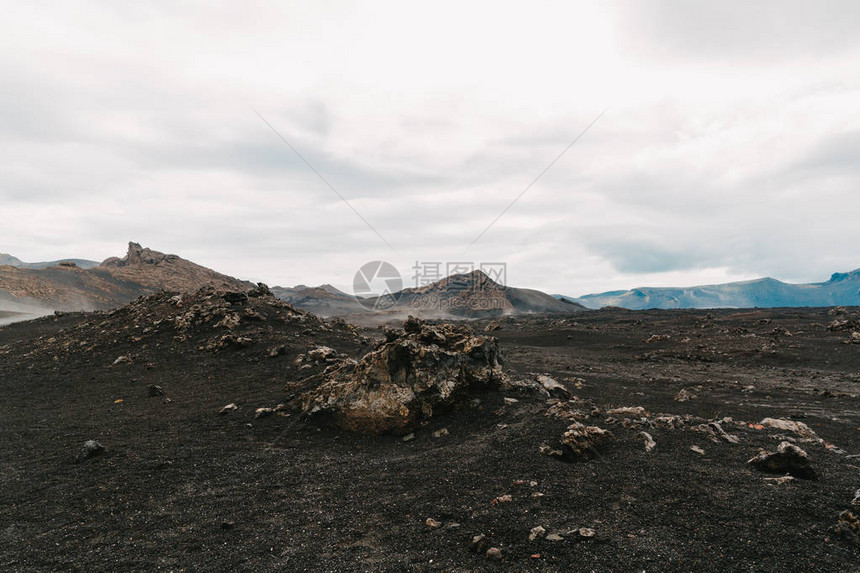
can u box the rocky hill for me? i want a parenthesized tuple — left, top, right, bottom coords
(274, 270, 586, 319)
(0, 242, 253, 316)
(564, 268, 860, 310)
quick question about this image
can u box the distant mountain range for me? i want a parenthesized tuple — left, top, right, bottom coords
(561, 269, 860, 310)
(0, 253, 100, 270)
(0, 242, 252, 316)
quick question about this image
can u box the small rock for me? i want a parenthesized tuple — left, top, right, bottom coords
(470, 534, 489, 553)
(690, 445, 706, 456)
(675, 388, 696, 402)
(112, 355, 132, 366)
(503, 397, 519, 405)
(484, 321, 501, 332)
(606, 406, 647, 417)
(560, 422, 613, 457)
(536, 375, 570, 399)
(545, 533, 564, 542)
(831, 510, 860, 544)
(759, 418, 819, 440)
(486, 547, 503, 561)
(748, 441, 817, 480)
(222, 292, 248, 303)
(402, 433, 415, 442)
(307, 346, 337, 362)
(425, 518, 442, 528)
(493, 494, 513, 504)
(445, 522, 461, 529)
(219, 403, 238, 415)
(636, 431, 657, 452)
(852, 489, 860, 512)
(255, 407, 275, 419)
(146, 385, 164, 397)
(432, 428, 449, 438)
(529, 526, 546, 541)
(578, 527, 596, 539)
(764, 476, 796, 486)
(75, 440, 105, 463)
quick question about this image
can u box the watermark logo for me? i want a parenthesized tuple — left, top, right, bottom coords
(353, 261, 402, 310)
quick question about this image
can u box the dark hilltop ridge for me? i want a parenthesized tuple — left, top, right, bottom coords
(0, 242, 252, 315)
(1, 276, 859, 570)
(564, 268, 860, 310)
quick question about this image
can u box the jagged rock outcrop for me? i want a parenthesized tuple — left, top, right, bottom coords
(0, 242, 253, 314)
(299, 316, 509, 434)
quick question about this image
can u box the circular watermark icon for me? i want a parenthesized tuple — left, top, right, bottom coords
(353, 261, 402, 311)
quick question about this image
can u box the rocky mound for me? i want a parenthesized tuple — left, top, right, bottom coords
(4, 283, 367, 371)
(298, 316, 518, 434)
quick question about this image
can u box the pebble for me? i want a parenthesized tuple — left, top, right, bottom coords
(219, 403, 238, 415)
(470, 534, 489, 553)
(402, 433, 415, 442)
(690, 445, 706, 456)
(425, 518, 442, 528)
(486, 547, 502, 560)
(254, 407, 275, 419)
(75, 440, 105, 463)
(432, 428, 449, 438)
(529, 525, 546, 541)
(545, 533, 564, 542)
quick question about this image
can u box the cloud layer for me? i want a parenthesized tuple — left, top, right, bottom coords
(3, 1, 859, 296)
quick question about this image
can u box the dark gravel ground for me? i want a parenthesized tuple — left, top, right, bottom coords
(1, 301, 859, 571)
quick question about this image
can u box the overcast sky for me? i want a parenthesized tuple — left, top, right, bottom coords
(3, 1, 859, 295)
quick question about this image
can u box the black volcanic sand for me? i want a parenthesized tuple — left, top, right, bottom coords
(1, 303, 859, 571)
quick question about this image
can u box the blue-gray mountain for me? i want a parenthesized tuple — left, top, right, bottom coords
(560, 269, 860, 310)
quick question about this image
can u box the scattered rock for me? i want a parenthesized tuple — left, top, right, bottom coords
(255, 407, 275, 419)
(503, 397, 519, 405)
(852, 488, 860, 512)
(247, 283, 272, 297)
(644, 334, 670, 344)
(402, 433, 415, 442)
(425, 518, 442, 528)
(112, 355, 132, 366)
(832, 511, 859, 545)
(545, 533, 564, 542)
(606, 406, 647, 418)
(307, 346, 338, 362)
(559, 422, 613, 457)
(484, 321, 501, 332)
(764, 476, 796, 486)
(690, 445, 706, 456)
(75, 440, 105, 463)
(539, 444, 564, 457)
(486, 547, 503, 561)
(536, 374, 570, 399)
(219, 403, 238, 415)
(529, 526, 546, 541)
(747, 441, 817, 480)
(470, 534, 489, 553)
(432, 428, 449, 438)
(636, 431, 657, 452)
(146, 384, 164, 397)
(493, 494, 513, 504)
(759, 418, 819, 440)
(222, 292, 248, 304)
(578, 527, 596, 539)
(675, 388, 696, 402)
